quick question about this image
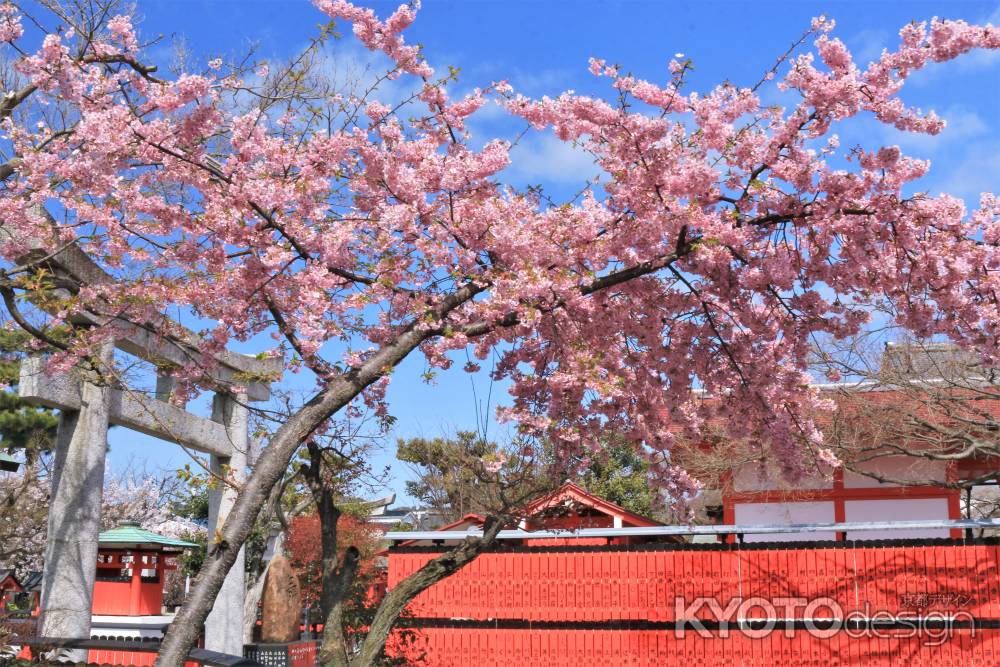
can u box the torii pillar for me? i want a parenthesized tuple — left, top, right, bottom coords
(38, 344, 113, 661)
(205, 391, 249, 656)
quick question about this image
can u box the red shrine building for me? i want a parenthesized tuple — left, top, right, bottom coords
(91, 523, 195, 617)
(11, 522, 198, 667)
(12, 523, 198, 667)
(88, 523, 199, 666)
(0, 570, 40, 618)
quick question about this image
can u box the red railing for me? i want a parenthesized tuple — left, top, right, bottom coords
(13, 636, 243, 667)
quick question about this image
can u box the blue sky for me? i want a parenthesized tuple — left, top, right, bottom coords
(103, 0, 1000, 503)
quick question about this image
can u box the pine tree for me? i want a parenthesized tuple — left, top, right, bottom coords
(0, 330, 58, 454)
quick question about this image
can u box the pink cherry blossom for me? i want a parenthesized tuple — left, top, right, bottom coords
(0, 3, 22, 42)
(0, 2, 997, 512)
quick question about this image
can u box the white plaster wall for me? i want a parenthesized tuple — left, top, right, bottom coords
(733, 501, 837, 542)
(733, 462, 833, 492)
(843, 456, 948, 488)
(843, 497, 951, 540)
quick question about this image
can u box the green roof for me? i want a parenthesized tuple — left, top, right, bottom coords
(98, 523, 199, 550)
(0, 453, 20, 472)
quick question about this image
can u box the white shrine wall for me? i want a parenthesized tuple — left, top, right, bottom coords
(733, 501, 837, 543)
(724, 454, 959, 542)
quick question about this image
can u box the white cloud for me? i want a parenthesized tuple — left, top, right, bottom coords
(510, 68, 576, 97)
(908, 49, 1000, 87)
(849, 27, 891, 66)
(932, 139, 1000, 205)
(503, 132, 600, 186)
(309, 41, 422, 109)
(883, 106, 989, 153)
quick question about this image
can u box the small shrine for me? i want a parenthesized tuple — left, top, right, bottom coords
(14, 523, 199, 666)
(86, 523, 199, 666)
(92, 522, 196, 619)
(0, 570, 40, 616)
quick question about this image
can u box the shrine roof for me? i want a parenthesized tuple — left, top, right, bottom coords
(98, 523, 199, 550)
(21, 571, 42, 590)
(0, 452, 20, 472)
(525, 481, 663, 528)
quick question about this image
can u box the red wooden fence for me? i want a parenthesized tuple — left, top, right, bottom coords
(387, 540, 1000, 665)
(390, 626, 1000, 666)
(389, 542, 1000, 621)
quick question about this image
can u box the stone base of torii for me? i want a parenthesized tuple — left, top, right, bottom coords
(6, 223, 281, 660)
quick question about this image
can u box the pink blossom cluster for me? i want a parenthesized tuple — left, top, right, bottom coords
(0, 3, 21, 42)
(313, 0, 432, 78)
(0, 3, 998, 507)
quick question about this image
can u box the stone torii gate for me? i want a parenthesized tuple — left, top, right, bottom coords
(4, 222, 281, 657)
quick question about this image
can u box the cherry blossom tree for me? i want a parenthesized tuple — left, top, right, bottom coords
(0, 0, 998, 663)
(0, 458, 47, 574)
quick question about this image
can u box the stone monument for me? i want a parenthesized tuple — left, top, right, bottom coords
(259, 555, 302, 644)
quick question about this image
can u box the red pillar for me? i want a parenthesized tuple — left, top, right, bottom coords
(129, 551, 142, 615)
(833, 468, 846, 541)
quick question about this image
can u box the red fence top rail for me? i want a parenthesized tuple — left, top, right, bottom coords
(383, 518, 1000, 542)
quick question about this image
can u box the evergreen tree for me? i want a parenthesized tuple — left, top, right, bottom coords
(577, 438, 657, 517)
(0, 330, 58, 455)
(398, 432, 658, 520)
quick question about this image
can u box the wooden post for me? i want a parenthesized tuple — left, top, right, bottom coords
(38, 344, 113, 660)
(205, 392, 248, 655)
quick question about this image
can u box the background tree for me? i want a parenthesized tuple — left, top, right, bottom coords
(0, 458, 48, 575)
(576, 437, 659, 518)
(0, 329, 58, 454)
(397, 431, 505, 522)
(813, 338, 997, 473)
(285, 512, 381, 613)
(288, 424, 556, 666)
(0, 327, 59, 568)
(284, 512, 381, 646)
(0, 2, 997, 664)
(0, 463, 202, 577)
(290, 437, 381, 666)
(399, 431, 659, 521)
(812, 337, 1000, 516)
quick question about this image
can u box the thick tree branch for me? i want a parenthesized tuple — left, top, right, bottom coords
(155, 280, 485, 666)
(351, 516, 507, 666)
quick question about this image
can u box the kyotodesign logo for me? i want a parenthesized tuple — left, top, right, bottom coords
(673, 596, 975, 646)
